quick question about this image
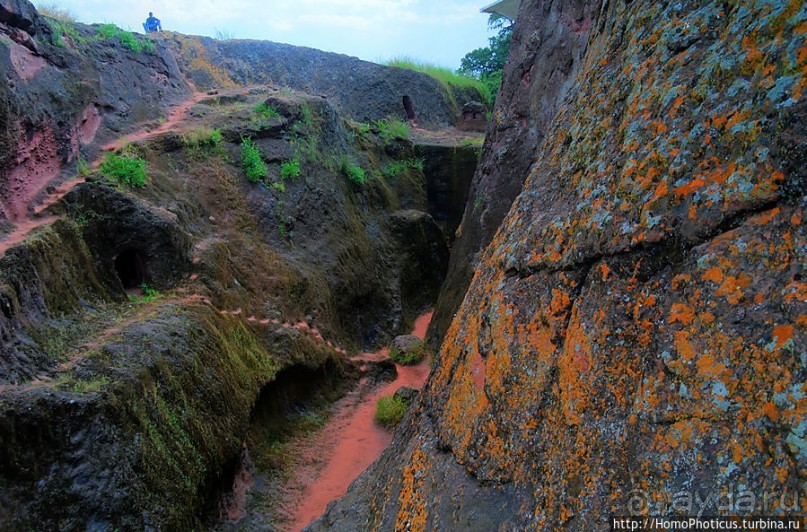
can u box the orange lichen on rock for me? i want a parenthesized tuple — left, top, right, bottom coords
(395, 448, 429, 531)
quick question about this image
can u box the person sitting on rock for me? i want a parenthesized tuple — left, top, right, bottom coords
(143, 12, 162, 33)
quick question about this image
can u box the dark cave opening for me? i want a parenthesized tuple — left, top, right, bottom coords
(114, 249, 147, 289)
(402, 95, 416, 120)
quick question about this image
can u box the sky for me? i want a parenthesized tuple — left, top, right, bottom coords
(36, 0, 496, 70)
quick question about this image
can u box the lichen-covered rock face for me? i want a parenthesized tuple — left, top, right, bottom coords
(314, 0, 806, 529)
(429, 0, 601, 344)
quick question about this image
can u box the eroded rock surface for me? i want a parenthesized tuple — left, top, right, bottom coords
(314, 0, 806, 529)
(164, 34, 486, 128)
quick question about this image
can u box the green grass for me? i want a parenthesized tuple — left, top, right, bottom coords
(382, 158, 424, 178)
(241, 138, 267, 183)
(375, 118, 410, 143)
(255, 102, 281, 120)
(99, 152, 147, 188)
(95, 23, 153, 53)
(339, 156, 367, 186)
(384, 56, 491, 104)
(55, 374, 110, 393)
(49, 20, 86, 47)
(374, 394, 407, 429)
(182, 127, 224, 159)
(280, 158, 301, 181)
(389, 340, 429, 366)
(128, 284, 162, 303)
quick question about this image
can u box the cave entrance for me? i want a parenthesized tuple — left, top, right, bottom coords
(114, 249, 146, 289)
(402, 95, 416, 120)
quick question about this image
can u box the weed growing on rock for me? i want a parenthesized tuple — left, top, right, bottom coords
(255, 102, 281, 120)
(339, 156, 367, 185)
(374, 394, 407, 429)
(240, 138, 267, 183)
(375, 118, 410, 143)
(389, 341, 429, 366)
(182, 127, 224, 159)
(128, 284, 162, 303)
(280, 158, 301, 181)
(95, 23, 152, 53)
(99, 152, 148, 188)
(55, 374, 110, 393)
(75, 153, 92, 176)
(382, 158, 424, 177)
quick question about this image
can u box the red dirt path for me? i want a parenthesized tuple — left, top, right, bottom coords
(288, 311, 433, 531)
(0, 91, 205, 260)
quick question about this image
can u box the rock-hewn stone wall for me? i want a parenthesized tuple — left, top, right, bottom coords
(428, 0, 600, 344)
(314, 0, 806, 528)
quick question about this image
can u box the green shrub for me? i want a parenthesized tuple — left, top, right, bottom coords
(95, 23, 120, 40)
(128, 283, 162, 303)
(339, 156, 366, 185)
(99, 152, 147, 187)
(182, 127, 223, 159)
(382, 158, 424, 178)
(389, 341, 429, 366)
(241, 138, 267, 183)
(375, 118, 410, 143)
(116, 30, 142, 53)
(280, 158, 301, 181)
(374, 394, 407, 429)
(255, 102, 281, 120)
(94, 23, 150, 53)
(141, 39, 155, 54)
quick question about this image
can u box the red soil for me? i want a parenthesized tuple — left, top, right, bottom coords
(288, 311, 433, 531)
(101, 91, 207, 152)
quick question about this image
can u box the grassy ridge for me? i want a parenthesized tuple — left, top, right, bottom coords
(384, 56, 491, 105)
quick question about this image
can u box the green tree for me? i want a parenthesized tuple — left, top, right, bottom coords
(458, 14, 513, 100)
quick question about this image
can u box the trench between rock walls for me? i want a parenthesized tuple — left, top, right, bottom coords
(201, 151, 480, 532)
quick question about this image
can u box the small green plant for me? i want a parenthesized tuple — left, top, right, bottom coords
(99, 152, 147, 188)
(182, 127, 224, 159)
(389, 341, 429, 366)
(255, 102, 281, 120)
(339, 156, 366, 185)
(271, 181, 285, 193)
(128, 283, 162, 303)
(280, 158, 301, 181)
(375, 118, 410, 142)
(299, 104, 314, 128)
(241, 137, 267, 183)
(382, 158, 424, 178)
(54, 373, 110, 393)
(94, 23, 151, 53)
(95, 23, 119, 40)
(374, 394, 407, 429)
(76, 153, 92, 176)
(70, 208, 103, 228)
